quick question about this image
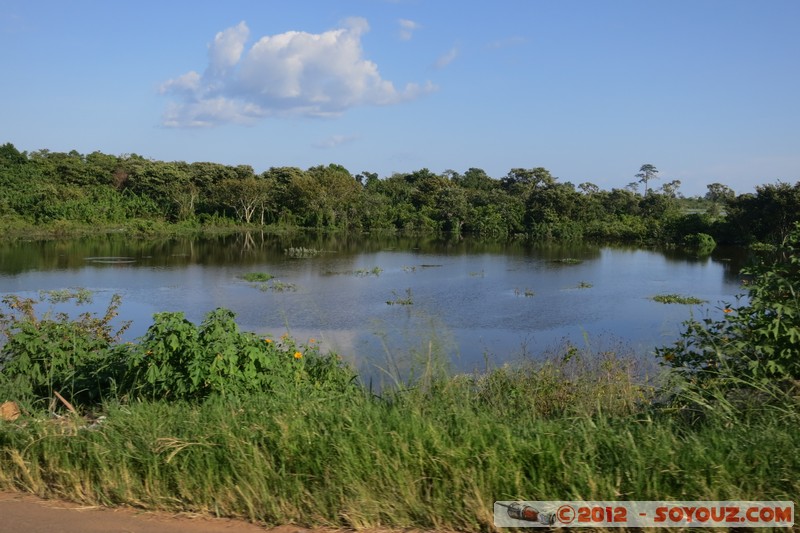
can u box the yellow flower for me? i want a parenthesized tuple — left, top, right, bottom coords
(308, 338, 316, 343)
(723, 308, 733, 314)
(264, 338, 273, 343)
(293, 351, 303, 359)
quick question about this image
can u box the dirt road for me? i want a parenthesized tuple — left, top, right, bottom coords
(0, 492, 311, 533)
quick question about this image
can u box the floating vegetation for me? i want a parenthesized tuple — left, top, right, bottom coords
(39, 287, 94, 304)
(354, 267, 383, 277)
(577, 281, 593, 289)
(386, 288, 414, 305)
(554, 258, 582, 265)
(240, 272, 296, 292)
(402, 265, 417, 273)
(420, 264, 443, 268)
(325, 267, 383, 277)
(285, 247, 320, 258)
(84, 256, 136, 264)
(651, 294, 707, 305)
(240, 272, 274, 282)
(514, 287, 535, 297)
(266, 280, 297, 292)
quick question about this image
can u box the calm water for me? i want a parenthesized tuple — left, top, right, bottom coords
(0, 232, 749, 379)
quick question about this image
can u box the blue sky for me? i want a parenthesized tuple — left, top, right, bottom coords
(1, 1, 798, 196)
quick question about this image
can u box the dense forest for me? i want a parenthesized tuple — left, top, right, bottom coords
(1, 142, 798, 245)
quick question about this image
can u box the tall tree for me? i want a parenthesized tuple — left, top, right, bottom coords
(635, 164, 659, 196)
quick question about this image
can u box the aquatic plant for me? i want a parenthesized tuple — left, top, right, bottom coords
(240, 272, 274, 282)
(387, 288, 414, 305)
(651, 294, 707, 305)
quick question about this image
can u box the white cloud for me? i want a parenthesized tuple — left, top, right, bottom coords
(160, 19, 434, 127)
(434, 46, 458, 69)
(208, 21, 249, 76)
(398, 19, 420, 40)
(158, 71, 201, 96)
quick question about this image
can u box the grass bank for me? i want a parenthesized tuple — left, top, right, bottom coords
(1, 351, 798, 531)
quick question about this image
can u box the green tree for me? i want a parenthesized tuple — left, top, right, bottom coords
(215, 177, 271, 224)
(660, 179, 682, 198)
(305, 164, 361, 228)
(704, 182, 735, 217)
(635, 164, 659, 196)
(726, 182, 800, 243)
(0, 142, 27, 166)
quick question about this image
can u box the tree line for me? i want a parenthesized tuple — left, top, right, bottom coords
(1, 143, 798, 245)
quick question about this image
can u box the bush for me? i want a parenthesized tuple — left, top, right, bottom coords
(0, 291, 129, 408)
(1, 293, 357, 409)
(681, 232, 716, 255)
(657, 222, 800, 387)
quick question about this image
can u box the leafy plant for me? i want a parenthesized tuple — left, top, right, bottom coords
(125, 309, 353, 401)
(657, 222, 800, 387)
(682, 232, 716, 255)
(0, 290, 129, 408)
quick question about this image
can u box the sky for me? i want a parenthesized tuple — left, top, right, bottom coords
(1, 1, 799, 197)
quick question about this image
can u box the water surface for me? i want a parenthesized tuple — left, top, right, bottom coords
(0, 232, 749, 379)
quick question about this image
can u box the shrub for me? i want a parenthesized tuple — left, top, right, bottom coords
(657, 222, 800, 387)
(125, 309, 356, 401)
(682, 232, 716, 255)
(0, 291, 129, 408)
(1, 292, 357, 409)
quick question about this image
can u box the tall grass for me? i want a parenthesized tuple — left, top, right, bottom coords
(1, 349, 798, 531)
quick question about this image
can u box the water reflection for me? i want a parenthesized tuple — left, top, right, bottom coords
(0, 232, 750, 378)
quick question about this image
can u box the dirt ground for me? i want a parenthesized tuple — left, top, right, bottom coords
(0, 491, 337, 533)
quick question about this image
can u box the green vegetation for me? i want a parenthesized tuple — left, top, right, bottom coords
(240, 272, 274, 282)
(354, 266, 383, 277)
(386, 288, 414, 305)
(658, 222, 800, 388)
(651, 294, 707, 305)
(1, 240, 799, 530)
(239, 272, 296, 292)
(577, 281, 593, 289)
(682, 232, 716, 255)
(3, 142, 799, 247)
(2, 143, 800, 529)
(266, 280, 297, 292)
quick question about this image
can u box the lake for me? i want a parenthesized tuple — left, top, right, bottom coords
(0, 231, 749, 381)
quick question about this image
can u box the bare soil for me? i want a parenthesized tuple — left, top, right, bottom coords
(0, 491, 338, 533)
